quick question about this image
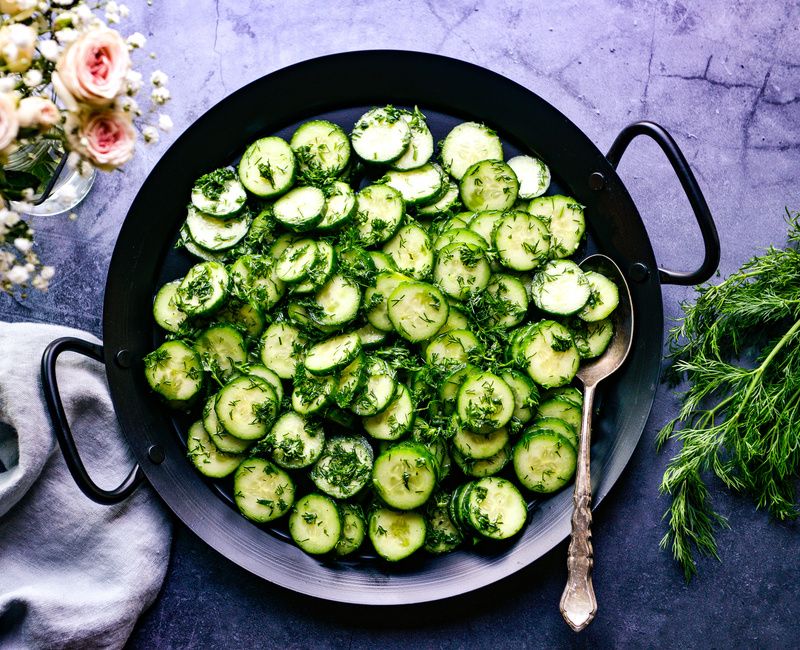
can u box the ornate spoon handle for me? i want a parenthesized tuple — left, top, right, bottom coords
(559, 384, 598, 632)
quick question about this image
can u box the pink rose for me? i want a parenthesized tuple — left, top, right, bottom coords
(55, 27, 130, 108)
(66, 109, 136, 171)
(17, 96, 60, 132)
(0, 92, 19, 152)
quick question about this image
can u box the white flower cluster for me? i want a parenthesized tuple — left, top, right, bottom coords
(0, 207, 53, 292)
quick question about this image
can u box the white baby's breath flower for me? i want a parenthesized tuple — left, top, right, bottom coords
(22, 68, 42, 87)
(126, 32, 146, 49)
(20, 187, 34, 200)
(31, 274, 48, 290)
(58, 184, 77, 206)
(13, 237, 32, 253)
(142, 124, 158, 143)
(157, 113, 173, 132)
(55, 28, 79, 45)
(150, 70, 168, 87)
(24, 262, 34, 273)
(151, 86, 170, 105)
(2, 209, 20, 227)
(40, 265, 55, 280)
(73, 4, 92, 25)
(0, 77, 15, 93)
(124, 69, 142, 95)
(6, 264, 29, 284)
(77, 159, 93, 177)
(66, 151, 81, 170)
(118, 3, 130, 18)
(115, 94, 140, 115)
(38, 39, 60, 62)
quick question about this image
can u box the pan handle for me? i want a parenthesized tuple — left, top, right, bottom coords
(606, 121, 720, 286)
(41, 337, 144, 505)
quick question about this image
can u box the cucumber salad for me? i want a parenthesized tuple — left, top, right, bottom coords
(143, 106, 620, 561)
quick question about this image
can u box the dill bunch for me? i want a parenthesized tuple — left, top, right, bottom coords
(657, 210, 800, 580)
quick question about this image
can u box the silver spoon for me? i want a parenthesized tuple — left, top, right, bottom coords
(559, 253, 635, 632)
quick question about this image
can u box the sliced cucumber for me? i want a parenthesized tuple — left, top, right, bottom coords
(354, 184, 405, 246)
(513, 429, 577, 493)
(528, 195, 585, 258)
(176, 261, 229, 316)
(152, 279, 187, 333)
(186, 420, 244, 478)
(304, 332, 362, 375)
(310, 436, 374, 499)
(459, 160, 518, 212)
(433, 227, 489, 253)
(311, 274, 361, 327)
(417, 180, 460, 216)
(335, 353, 366, 408)
(441, 121, 503, 180)
(350, 358, 397, 416)
(234, 458, 295, 522)
(318, 180, 356, 231)
(291, 119, 351, 177)
(494, 211, 550, 271)
(291, 240, 336, 293)
(335, 503, 367, 556)
(433, 242, 491, 300)
(453, 425, 509, 460)
(194, 324, 247, 382)
(572, 317, 615, 359)
(269, 411, 325, 469)
(387, 281, 449, 342)
(435, 302, 471, 335)
(272, 186, 326, 232)
(259, 321, 307, 379)
(202, 395, 252, 454)
(353, 322, 389, 348)
(530, 416, 578, 449)
(289, 493, 342, 555)
(530, 260, 591, 316)
(500, 369, 539, 425)
(351, 106, 411, 163)
(483, 274, 529, 328)
(216, 375, 278, 440)
(424, 491, 463, 554)
(230, 254, 285, 310)
(466, 476, 527, 540)
(143, 340, 204, 404)
(392, 108, 434, 171)
(291, 367, 336, 415)
(457, 371, 515, 433)
(372, 441, 438, 510)
(519, 320, 580, 389)
(275, 239, 319, 284)
(363, 383, 414, 441)
(370, 251, 398, 272)
(238, 136, 296, 198)
(507, 155, 550, 199)
(537, 396, 582, 432)
(579, 271, 620, 322)
(191, 168, 247, 217)
(382, 162, 445, 205)
(452, 444, 511, 478)
(425, 329, 480, 366)
(369, 507, 427, 561)
(365, 271, 412, 332)
(217, 299, 265, 337)
(382, 224, 434, 280)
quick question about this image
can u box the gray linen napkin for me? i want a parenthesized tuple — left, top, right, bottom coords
(0, 322, 171, 650)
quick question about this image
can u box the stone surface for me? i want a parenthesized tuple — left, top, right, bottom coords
(1, 0, 799, 647)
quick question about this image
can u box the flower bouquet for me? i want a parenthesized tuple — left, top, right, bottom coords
(0, 0, 171, 294)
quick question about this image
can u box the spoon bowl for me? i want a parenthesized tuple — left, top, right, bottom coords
(559, 253, 635, 632)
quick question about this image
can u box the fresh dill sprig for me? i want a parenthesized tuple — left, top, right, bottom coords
(657, 210, 800, 580)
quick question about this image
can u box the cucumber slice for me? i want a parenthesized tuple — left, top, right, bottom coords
(230, 254, 285, 310)
(530, 260, 591, 316)
(350, 358, 397, 416)
(529, 416, 578, 449)
(304, 332, 362, 375)
(536, 396, 582, 432)
(544, 386, 583, 406)
(452, 444, 511, 478)
(179, 224, 228, 262)
(310, 436, 374, 499)
(453, 425, 509, 460)
(387, 281, 449, 342)
(289, 493, 342, 555)
(391, 108, 434, 171)
(465, 476, 527, 540)
(152, 279, 187, 333)
(370, 251, 398, 272)
(311, 274, 361, 328)
(194, 324, 247, 382)
(269, 411, 325, 469)
(234, 458, 295, 523)
(291, 367, 336, 415)
(513, 429, 577, 493)
(382, 162, 445, 205)
(519, 320, 580, 389)
(500, 369, 539, 425)
(353, 322, 389, 348)
(572, 317, 615, 359)
(318, 180, 356, 231)
(334, 503, 367, 556)
(435, 303, 471, 336)
(291, 119, 351, 177)
(244, 364, 284, 402)
(354, 184, 405, 246)
(143, 340, 204, 404)
(528, 195, 585, 258)
(351, 106, 411, 163)
(363, 383, 414, 440)
(382, 224, 434, 279)
(369, 507, 427, 561)
(425, 329, 480, 366)
(291, 240, 336, 294)
(191, 168, 247, 217)
(417, 180, 460, 216)
(494, 211, 550, 271)
(335, 353, 366, 408)
(438, 364, 476, 412)
(275, 239, 319, 284)
(238, 136, 296, 198)
(217, 299, 265, 337)
(260, 321, 307, 379)
(176, 261, 229, 316)
(459, 160, 519, 212)
(186, 420, 244, 478)
(185, 205, 250, 252)
(372, 441, 438, 510)
(424, 491, 463, 554)
(273, 186, 326, 232)
(457, 371, 515, 433)
(202, 395, 252, 454)
(365, 271, 412, 332)
(507, 155, 551, 199)
(483, 273, 529, 328)
(216, 375, 278, 440)
(441, 122, 503, 180)
(467, 209, 504, 247)
(433, 228, 489, 252)
(433, 242, 491, 300)
(579, 271, 620, 322)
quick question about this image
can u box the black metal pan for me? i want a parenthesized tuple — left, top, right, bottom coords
(41, 51, 719, 605)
